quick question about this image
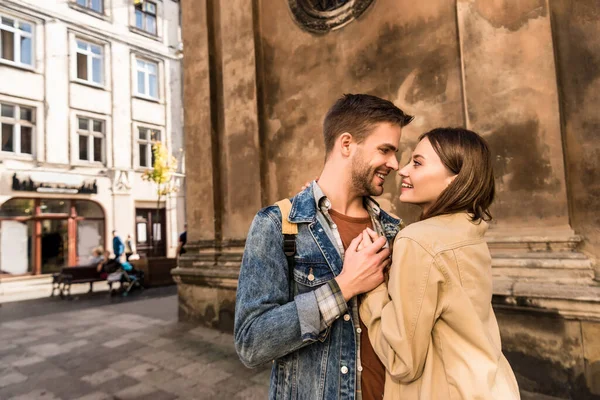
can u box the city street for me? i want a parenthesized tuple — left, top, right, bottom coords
(0, 286, 269, 400)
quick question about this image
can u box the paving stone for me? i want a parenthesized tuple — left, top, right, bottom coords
(13, 360, 58, 377)
(109, 358, 141, 372)
(8, 389, 62, 400)
(123, 363, 161, 379)
(146, 337, 174, 348)
(250, 368, 272, 385)
(234, 384, 270, 400)
(73, 391, 112, 400)
(11, 336, 40, 345)
(95, 375, 140, 395)
(112, 383, 156, 399)
(177, 361, 232, 385)
(12, 355, 45, 367)
(0, 343, 18, 352)
(81, 368, 121, 386)
(0, 372, 27, 388)
(137, 368, 179, 386)
(137, 350, 174, 364)
(152, 377, 199, 397)
(155, 354, 194, 371)
(102, 338, 130, 349)
(29, 343, 67, 358)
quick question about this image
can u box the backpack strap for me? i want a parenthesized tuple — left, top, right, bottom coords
(275, 199, 297, 299)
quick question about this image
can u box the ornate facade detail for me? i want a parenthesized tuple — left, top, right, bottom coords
(112, 170, 131, 193)
(288, 0, 375, 33)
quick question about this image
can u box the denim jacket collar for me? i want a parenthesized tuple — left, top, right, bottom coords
(288, 181, 402, 233)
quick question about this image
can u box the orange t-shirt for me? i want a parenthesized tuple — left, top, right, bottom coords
(329, 209, 386, 400)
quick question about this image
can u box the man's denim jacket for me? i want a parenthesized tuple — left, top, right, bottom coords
(234, 182, 401, 400)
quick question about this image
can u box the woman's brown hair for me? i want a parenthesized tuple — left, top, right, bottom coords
(419, 128, 495, 222)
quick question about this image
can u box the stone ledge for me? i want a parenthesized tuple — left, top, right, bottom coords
(494, 280, 600, 321)
(171, 267, 239, 290)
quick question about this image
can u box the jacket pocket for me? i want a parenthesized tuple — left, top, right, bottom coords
(293, 261, 334, 293)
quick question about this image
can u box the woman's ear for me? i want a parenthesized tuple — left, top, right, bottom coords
(446, 174, 457, 187)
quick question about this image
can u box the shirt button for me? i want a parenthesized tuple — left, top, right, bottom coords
(341, 366, 348, 374)
(358, 366, 363, 372)
(343, 314, 350, 321)
(332, 223, 337, 229)
(357, 328, 362, 334)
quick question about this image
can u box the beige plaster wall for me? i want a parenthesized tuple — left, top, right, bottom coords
(550, 0, 600, 264)
(256, 0, 464, 223)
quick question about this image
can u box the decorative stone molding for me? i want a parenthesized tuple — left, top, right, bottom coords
(111, 169, 131, 193)
(288, 0, 375, 33)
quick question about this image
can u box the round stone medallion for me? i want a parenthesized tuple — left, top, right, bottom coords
(288, 0, 375, 33)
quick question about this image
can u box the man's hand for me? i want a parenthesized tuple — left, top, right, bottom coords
(335, 234, 390, 301)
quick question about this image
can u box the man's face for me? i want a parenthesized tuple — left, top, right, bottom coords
(350, 122, 402, 196)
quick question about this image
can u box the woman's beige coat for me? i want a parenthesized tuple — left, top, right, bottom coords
(360, 213, 520, 400)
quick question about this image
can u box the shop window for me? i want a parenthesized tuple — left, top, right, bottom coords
(0, 220, 33, 274)
(137, 126, 161, 167)
(75, 39, 103, 85)
(135, 58, 158, 99)
(77, 219, 104, 265)
(134, 1, 157, 35)
(1, 102, 35, 155)
(40, 199, 70, 214)
(75, 200, 103, 218)
(0, 15, 33, 67)
(77, 116, 105, 163)
(0, 198, 33, 217)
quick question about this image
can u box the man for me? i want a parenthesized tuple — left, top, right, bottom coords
(176, 223, 187, 257)
(112, 230, 124, 261)
(234, 94, 413, 399)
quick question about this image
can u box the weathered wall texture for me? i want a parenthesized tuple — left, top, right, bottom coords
(176, 1, 600, 398)
(256, 0, 463, 221)
(458, 0, 569, 230)
(550, 0, 600, 265)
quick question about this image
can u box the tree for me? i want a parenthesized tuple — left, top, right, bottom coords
(142, 141, 178, 255)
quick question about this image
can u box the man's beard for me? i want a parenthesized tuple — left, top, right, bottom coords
(351, 154, 383, 197)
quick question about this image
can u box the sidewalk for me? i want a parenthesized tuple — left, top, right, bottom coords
(0, 274, 112, 304)
(0, 292, 270, 400)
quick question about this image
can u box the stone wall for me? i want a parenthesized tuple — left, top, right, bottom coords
(174, 0, 600, 397)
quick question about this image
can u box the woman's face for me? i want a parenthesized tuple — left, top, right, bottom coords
(398, 137, 456, 213)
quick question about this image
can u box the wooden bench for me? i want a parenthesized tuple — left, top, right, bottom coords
(51, 265, 106, 299)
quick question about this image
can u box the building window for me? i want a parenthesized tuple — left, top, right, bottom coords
(134, 1, 157, 35)
(77, 117, 104, 163)
(76, 0, 103, 14)
(135, 58, 158, 99)
(76, 39, 103, 85)
(137, 126, 160, 167)
(0, 15, 33, 67)
(1, 102, 34, 155)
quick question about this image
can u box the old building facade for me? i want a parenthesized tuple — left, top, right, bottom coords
(0, 0, 185, 275)
(174, 0, 600, 398)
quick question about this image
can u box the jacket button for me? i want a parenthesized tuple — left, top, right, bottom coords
(343, 314, 350, 321)
(356, 327, 362, 334)
(341, 366, 348, 374)
(358, 365, 363, 372)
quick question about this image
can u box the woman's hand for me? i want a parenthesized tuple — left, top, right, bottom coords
(357, 227, 381, 251)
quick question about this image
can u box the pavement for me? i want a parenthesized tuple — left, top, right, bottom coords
(0, 285, 270, 400)
(0, 279, 566, 400)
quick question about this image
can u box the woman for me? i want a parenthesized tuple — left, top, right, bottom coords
(356, 128, 520, 399)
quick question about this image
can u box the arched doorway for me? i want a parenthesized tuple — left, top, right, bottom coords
(0, 198, 105, 275)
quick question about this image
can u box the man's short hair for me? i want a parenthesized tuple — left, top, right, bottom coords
(323, 94, 414, 156)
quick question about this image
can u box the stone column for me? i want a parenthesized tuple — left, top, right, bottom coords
(457, 5, 599, 386)
(173, 0, 262, 331)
